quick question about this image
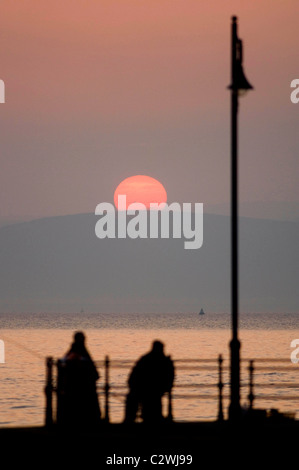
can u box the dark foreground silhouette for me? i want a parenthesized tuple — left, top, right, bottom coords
(1, 333, 298, 467)
(57, 331, 101, 428)
(124, 340, 175, 423)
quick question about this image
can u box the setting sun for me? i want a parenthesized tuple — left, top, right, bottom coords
(114, 175, 167, 210)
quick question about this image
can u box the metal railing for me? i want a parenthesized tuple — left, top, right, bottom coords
(242, 358, 299, 417)
(44, 355, 299, 426)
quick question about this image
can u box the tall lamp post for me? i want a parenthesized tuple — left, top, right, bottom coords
(228, 16, 253, 421)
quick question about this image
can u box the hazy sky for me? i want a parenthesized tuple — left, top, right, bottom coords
(0, 0, 298, 221)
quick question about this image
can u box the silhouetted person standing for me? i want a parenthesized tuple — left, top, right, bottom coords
(57, 331, 101, 428)
(124, 340, 175, 424)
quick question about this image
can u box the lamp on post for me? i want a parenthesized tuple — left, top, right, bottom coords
(228, 16, 253, 421)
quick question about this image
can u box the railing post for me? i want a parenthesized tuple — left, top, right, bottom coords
(45, 356, 54, 427)
(217, 354, 224, 421)
(167, 390, 173, 421)
(105, 355, 110, 423)
(248, 360, 254, 410)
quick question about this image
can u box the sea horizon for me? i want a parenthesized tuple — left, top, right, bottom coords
(0, 311, 298, 330)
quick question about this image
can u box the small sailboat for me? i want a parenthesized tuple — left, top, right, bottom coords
(199, 308, 205, 316)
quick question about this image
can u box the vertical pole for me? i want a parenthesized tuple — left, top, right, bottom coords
(218, 355, 224, 421)
(229, 15, 241, 421)
(45, 356, 53, 427)
(167, 390, 173, 421)
(104, 355, 110, 423)
(248, 360, 254, 410)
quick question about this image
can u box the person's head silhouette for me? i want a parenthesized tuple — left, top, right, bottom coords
(69, 331, 88, 357)
(74, 331, 85, 345)
(152, 340, 164, 355)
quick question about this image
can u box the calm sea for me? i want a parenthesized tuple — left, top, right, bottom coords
(0, 312, 298, 427)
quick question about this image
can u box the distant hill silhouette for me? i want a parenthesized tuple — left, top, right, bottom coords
(0, 213, 298, 313)
(205, 201, 299, 222)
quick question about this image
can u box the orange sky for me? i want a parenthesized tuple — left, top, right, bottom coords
(0, 1, 298, 220)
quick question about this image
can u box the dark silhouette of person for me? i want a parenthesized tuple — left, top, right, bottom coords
(57, 331, 101, 428)
(124, 340, 175, 424)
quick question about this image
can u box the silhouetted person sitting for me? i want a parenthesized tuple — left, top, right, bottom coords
(57, 331, 101, 429)
(124, 340, 175, 424)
